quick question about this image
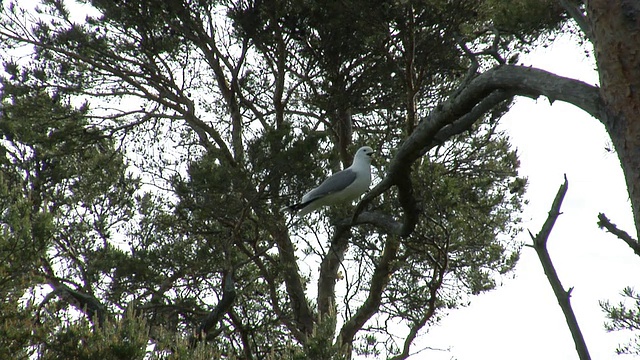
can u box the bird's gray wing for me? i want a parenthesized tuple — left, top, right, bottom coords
(302, 169, 357, 203)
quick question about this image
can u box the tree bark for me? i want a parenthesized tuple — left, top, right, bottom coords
(587, 0, 640, 236)
(317, 227, 351, 318)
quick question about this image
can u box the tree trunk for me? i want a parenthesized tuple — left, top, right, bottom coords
(588, 0, 640, 237)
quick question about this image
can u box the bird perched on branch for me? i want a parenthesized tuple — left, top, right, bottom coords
(281, 146, 374, 216)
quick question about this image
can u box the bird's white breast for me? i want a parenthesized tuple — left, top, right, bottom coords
(341, 166, 371, 201)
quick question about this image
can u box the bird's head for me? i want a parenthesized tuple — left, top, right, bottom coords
(354, 146, 375, 164)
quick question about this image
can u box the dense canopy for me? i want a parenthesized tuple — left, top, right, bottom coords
(8, 1, 638, 359)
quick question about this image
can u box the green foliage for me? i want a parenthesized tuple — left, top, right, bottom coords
(0, 0, 558, 358)
(601, 287, 640, 355)
(39, 314, 148, 360)
(244, 123, 333, 210)
(26, 308, 225, 360)
(479, 0, 566, 37)
(0, 288, 35, 360)
(0, 65, 140, 359)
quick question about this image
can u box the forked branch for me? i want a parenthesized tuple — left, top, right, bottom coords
(529, 175, 591, 360)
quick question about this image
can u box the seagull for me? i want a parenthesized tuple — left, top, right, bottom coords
(281, 146, 374, 217)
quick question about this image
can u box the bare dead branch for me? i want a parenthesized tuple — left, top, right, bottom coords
(597, 213, 640, 257)
(529, 175, 591, 360)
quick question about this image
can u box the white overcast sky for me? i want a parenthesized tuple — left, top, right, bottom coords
(420, 32, 640, 360)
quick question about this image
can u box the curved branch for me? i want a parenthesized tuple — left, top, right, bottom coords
(355, 65, 604, 233)
(190, 270, 237, 346)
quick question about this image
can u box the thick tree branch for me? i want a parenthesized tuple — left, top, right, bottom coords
(356, 65, 604, 235)
(46, 282, 108, 327)
(339, 211, 404, 236)
(272, 226, 315, 339)
(190, 270, 237, 346)
(430, 90, 512, 148)
(39, 257, 108, 327)
(317, 226, 351, 318)
(597, 213, 640, 257)
(529, 175, 591, 360)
